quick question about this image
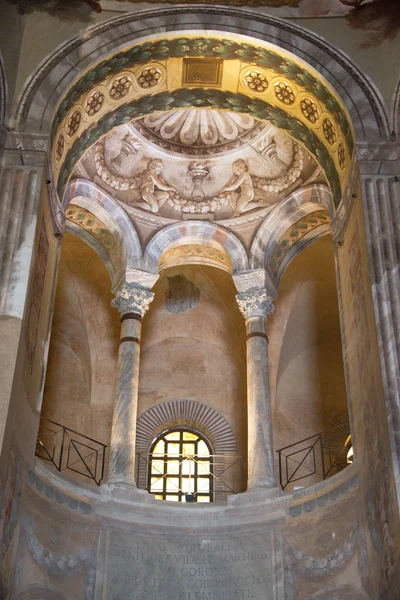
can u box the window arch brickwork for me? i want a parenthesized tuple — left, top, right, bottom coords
(136, 399, 238, 457)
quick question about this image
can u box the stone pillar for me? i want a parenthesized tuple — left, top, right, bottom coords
(236, 288, 276, 491)
(107, 282, 154, 486)
(361, 172, 400, 496)
(0, 143, 48, 454)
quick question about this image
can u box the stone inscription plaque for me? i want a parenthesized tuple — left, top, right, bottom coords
(103, 528, 275, 600)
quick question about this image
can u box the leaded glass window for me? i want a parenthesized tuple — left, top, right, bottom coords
(148, 429, 213, 502)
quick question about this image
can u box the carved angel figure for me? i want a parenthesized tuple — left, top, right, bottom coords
(220, 159, 254, 216)
(140, 159, 176, 213)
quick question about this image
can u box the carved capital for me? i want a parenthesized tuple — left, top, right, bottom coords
(236, 289, 274, 320)
(112, 283, 154, 317)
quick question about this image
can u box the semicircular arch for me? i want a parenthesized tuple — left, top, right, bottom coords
(136, 399, 238, 456)
(144, 221, 248, 274)
(13, 7, 388, 146)
(64, 179, 142, 281)
(251, 184, 332, 285)
(65, 218, 120, 290)
(392, 73, 400, 137)
(0, 50, 7, 160)
(48, 30, 355, 210)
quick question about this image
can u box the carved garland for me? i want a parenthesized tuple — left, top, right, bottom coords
(94, 139, 304, 214)
(285, 519, 357, 578)
(24, 519, 96, 600)
(252, 145, 303, 193)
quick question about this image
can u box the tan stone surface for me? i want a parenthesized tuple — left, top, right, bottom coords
(139, 265, 247, 461)
(41, 233, 120, 446)
(269, 237, 348, 451)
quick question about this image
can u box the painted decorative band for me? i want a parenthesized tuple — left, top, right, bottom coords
(120, 336, 140, 344)
(120, 312, 142, 323)
(57, 89, 342, 208)
(246, 332, 269, 343)
(51, 36, 353, 153)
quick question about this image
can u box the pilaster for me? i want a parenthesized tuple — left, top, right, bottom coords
(360, 168, 400, 497)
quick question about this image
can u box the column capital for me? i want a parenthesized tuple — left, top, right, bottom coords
(236, 289, 274, 320)
(112, 283, 154, 317)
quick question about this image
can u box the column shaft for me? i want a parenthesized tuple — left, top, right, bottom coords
(107, 283, 154, 487)
(246, 316, 276, 490)
(236, 288, 276, 491)
(108, 314, 142, 486)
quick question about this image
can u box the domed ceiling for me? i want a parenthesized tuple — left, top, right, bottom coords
(75, 109, 321, 221)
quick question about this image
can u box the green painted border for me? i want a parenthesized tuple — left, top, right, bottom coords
(57, 88, 342, 207)
(51, 37, 354, 155)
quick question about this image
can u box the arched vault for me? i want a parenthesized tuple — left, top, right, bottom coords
(64, 179, 142, 287)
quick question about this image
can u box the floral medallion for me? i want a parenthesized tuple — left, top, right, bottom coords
(85, 91, 105, 116)
(300, 97, 319, 123)
(244, 70, 268, 93)
(274, 82, 296, 105)
(323, 118, 337, 145)
(66, 111, 81, 138)
(110, 76, 132, 100)
(137, 67, 162, 89)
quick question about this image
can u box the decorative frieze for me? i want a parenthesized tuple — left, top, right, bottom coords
(111, 282, 154, 317)
(236, 288, 274, 320)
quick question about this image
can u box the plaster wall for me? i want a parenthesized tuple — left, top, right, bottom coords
(41, 254, 248, 477)
(270, 237, 348, 451)
(138, 265, 247, 456)
(41, 233, 120, 447)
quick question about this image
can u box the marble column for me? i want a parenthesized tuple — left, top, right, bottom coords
(108, 282, 154, 486)
(236, 288, 276, 491)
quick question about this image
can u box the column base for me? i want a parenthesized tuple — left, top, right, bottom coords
(227, 486, 283, 507)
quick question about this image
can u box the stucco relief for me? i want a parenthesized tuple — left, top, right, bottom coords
(85, 119, 308, 219)
(134, 109, 266, 155)
(23, 517, 97, 600)
(283, 516, 359, 600)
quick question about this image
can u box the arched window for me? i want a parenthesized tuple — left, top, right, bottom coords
(148, 429, 213, 502)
